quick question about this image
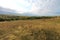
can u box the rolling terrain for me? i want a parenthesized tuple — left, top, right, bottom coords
(0, 16, 60, 40)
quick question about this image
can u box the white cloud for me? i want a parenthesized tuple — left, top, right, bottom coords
(0, 0, 16, 9)
(0, 0, 60, 15)
(29, 0, 60, 15)
(0, 0, 32, 13)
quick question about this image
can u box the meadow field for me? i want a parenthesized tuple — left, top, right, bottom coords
(0, 16, 60, 40)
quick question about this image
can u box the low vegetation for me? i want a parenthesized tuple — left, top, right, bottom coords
(0, 15, 60, 40)
(0, 15, 55, 21)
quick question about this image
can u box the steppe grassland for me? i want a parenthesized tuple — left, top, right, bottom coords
(0, 17, 60, 40)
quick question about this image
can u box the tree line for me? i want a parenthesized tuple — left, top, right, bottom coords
(0, 15, 54, 21)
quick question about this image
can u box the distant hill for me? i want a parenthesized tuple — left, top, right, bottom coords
(0, 7, 60, 16)
(0, 7, 21, 16)
(22, 12, 37, 16)
(0, 7, 37, 16)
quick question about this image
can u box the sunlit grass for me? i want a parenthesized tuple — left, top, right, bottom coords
(0, 16, 60, 40)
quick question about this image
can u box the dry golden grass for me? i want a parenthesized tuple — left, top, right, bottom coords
(0, 17, 60, 40)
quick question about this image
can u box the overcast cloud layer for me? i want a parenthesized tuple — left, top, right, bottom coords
(0, 0, 60, 16)
(28, 0, 60, 15)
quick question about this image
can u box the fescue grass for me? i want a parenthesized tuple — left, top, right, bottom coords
(0, 16, 60, 40)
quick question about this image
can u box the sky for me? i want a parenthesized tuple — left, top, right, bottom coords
(0, 0, 60, 16)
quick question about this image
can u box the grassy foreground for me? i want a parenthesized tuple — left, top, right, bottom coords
(0, 16, 60, 40)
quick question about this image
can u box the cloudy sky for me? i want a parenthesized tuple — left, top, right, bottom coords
(0, 0, 60, 16)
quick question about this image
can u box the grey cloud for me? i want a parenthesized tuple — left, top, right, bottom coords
(29, 0, 60, 16)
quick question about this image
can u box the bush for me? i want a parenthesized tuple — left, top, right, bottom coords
(0, 15, 54, 21)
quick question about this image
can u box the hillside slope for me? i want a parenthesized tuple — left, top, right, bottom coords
(0, 17, 60, 40)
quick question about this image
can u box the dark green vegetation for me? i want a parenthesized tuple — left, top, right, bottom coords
(0, 15, 60, 40)
(0, 15, 54, 21)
